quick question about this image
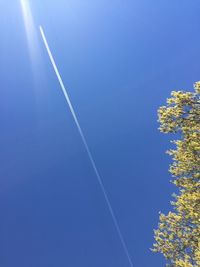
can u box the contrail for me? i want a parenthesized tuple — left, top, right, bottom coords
(39, 26, 134, 267)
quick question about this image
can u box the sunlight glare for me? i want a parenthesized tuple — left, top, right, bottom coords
(20, 0, 39, 61)
(20, 0, 45, 108)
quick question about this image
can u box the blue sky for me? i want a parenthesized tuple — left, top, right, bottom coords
(1, 1, 200, 266)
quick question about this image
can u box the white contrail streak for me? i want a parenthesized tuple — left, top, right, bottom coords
(39, 26, 134, 267)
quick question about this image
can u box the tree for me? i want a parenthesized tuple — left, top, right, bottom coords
(152, 82, 200, 266)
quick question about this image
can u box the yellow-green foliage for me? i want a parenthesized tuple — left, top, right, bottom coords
(152, 82, 200, 266)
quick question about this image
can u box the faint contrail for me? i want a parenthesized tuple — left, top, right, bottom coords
(39, 26, 134, 267)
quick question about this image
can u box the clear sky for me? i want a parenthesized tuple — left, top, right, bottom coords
(1, 1, 200, 267)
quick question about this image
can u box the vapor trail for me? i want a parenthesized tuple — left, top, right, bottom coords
(39, 26, 134, 267)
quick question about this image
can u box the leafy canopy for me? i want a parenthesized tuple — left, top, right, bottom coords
(153, 82, 200, 267)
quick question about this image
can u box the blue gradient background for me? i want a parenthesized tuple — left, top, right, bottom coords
(1, 1, 200, 266)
